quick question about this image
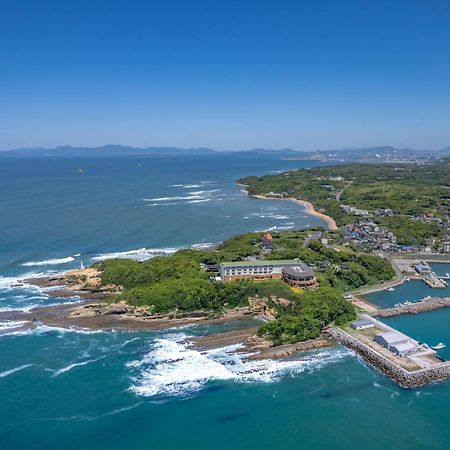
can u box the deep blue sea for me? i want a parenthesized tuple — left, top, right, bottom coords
(1, 156, 450, 450)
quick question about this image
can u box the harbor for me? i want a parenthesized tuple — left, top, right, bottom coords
(334, 262, 450, 387)
(330, 313, 450, 388)
(376, 296, 450, 318)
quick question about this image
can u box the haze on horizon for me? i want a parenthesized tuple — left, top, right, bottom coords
(1, 0, 450, 151)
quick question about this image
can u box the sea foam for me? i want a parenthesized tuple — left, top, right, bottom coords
(91, 247, 179, 262)
(127, 334, 349, 398)
(0, 364, 33, 378)
(22, 256, 75, 267)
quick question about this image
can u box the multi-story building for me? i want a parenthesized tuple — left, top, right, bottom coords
(281, 264, 318, 288)
(219, 260, 300, 282)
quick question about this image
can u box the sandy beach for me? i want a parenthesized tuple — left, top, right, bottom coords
(247, 193, 338, 230)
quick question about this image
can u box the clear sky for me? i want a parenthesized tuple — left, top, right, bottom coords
(1, 0, 450, 150)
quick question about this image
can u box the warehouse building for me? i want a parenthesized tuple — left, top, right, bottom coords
(373, 331, 417, 357)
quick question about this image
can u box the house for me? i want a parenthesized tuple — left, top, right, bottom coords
(266, 192, 283, 198)
(261, 233, 274, 252)
(350, 319, 374, 330)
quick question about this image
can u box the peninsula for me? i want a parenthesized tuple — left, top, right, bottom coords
(3, 160, 449, 387)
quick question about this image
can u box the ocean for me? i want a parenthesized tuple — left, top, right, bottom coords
(1, 155, 450, 449)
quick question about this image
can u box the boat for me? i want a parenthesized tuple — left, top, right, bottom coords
(386, 287, 395, 292)
(446, 273, 449, 277)
(405, 277, 410, 282)
(432, 343, 446, 350)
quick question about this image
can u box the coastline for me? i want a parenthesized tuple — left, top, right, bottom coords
(245, 192, 338, 231)
(0, 298, 335, 358)
(0, 271, 336, 358)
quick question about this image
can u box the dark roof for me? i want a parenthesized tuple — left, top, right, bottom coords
(351, 319, 373, 328)
(282, 264, 315, 280)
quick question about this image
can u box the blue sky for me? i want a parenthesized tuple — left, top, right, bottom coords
(1, 0, 450, 150)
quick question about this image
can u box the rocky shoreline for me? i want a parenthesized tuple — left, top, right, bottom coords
(190, 328, 334, 360)
(1, 271, 338, 360)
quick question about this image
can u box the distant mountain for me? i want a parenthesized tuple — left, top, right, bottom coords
(0, 144, 448, 160)
(0, 145, 312, 158)
(0, 145, 219, 157)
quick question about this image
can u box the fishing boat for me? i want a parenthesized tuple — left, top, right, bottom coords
(432, 343, 446, 350)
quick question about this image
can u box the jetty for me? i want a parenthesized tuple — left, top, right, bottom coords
(376, 297, 450, 318)
(329, 315, 450, 388)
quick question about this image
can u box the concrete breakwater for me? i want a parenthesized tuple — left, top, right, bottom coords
(376, 297, 450, 318)
(328, 327, 450, 388)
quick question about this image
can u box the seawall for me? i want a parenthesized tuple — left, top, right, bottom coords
(376, 297, 450, 318)
(327, 327, 450, 388)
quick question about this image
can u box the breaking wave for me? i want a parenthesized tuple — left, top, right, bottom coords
(127, 334, 349, 398)
(22, 257, 75, 267)
(0, 320, 28, 331)
(92, 242, 216, 262)
(91, 247, 179, 262)
(142, 195, 202, 202)
(0, 364, 33, 378)
(53, 356, 106, 376)
(0, 272, 50, 293)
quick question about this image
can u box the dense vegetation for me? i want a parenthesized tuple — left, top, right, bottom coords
(94, 229, 395, 344)
(257, 287, 355, 344)
(238, 161, 449, 245)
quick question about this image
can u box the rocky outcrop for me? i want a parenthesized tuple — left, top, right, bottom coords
(328, 327, 450, 388)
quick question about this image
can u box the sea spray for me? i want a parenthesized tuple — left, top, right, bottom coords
(127, 334, 350, 398)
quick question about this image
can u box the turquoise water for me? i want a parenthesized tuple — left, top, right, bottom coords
(365, 265, 450, 309)
(383, 308, 450, 360)
(2, 156, 450, 449)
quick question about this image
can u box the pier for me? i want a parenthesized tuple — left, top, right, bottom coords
(376, 297, 450, 318)
(329, 316, 450, 388)
(392, 258, 447, 288)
